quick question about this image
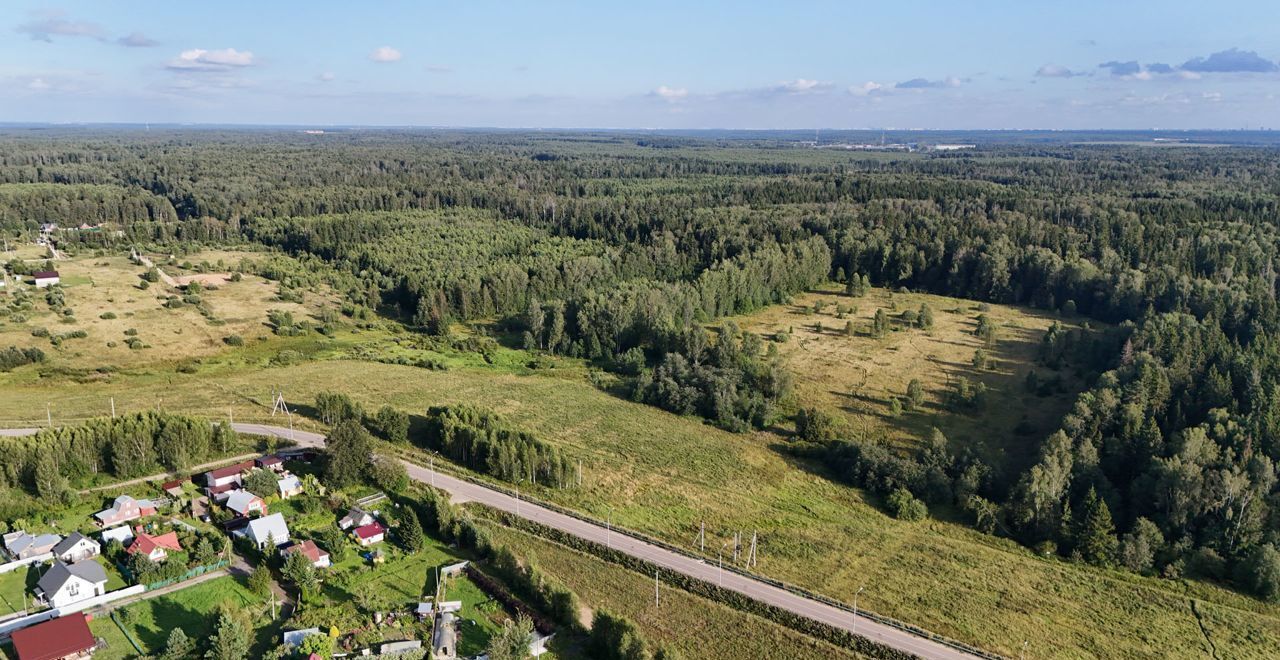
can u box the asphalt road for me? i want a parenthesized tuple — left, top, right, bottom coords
(8, 422, 982, 659)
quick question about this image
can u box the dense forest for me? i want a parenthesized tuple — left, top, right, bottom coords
(4, 127, 1280, 600)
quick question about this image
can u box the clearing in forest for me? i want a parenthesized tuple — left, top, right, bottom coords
(0, 249, 336, 371)
(725, 285, 1101, 474)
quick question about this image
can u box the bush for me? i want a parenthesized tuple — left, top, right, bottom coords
(886, 488, 927, 521)
(99, 311, 117, 320)
(223, 334, 244, 347)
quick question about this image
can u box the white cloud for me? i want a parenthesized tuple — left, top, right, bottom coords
(370, 46, 402, 63)
(318, 72, 336, 82)
(777, 78, 830, 94)
(653, 85, 688, 101)
(167, 48, 256, 71)
(27, 77, 51, 91)
(849, 81, 883, 96)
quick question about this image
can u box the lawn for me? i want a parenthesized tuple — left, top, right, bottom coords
(0, 566, 34, 616)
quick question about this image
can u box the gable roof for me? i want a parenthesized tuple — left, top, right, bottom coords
(277, 475, 302, 493)
(37, 560, 107, 595)
(7, 532, 62, 557)
(354, 522, 385, 540)
(94, 495, 154, 522)
(101, 526, 134, 544)
(339, 508, 373, 526)
(206, 460, 255, 481)
(225, 490, 263, 514)
(257, 455, 284, 467)
(247, 513, 289, 544)
(32, 271, 59, 280)
(10, 613, 96, 660)
(128, 531, 182, 556)
(52, 532, 98, 556)
(283, 540, 328, 563)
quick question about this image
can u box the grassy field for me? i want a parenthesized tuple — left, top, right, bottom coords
(723, 285, 1096, 473)
(480, 521, 865, 660)
(0, 249, 336, 375)
(0, 282, 1277, 657)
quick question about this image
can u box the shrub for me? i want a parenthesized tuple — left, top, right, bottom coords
(99, 312, 117, 320)
(886, 488, 928, 521)
(223, 334, 244, 347)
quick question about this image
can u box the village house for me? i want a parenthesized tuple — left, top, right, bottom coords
(53, 533, 101, 564)
(276, 474, 303, 499)
(32, 270, 60, 288)
(127, 530, 182, 562)
(10, 613, 97, 660)
(93, 495, 157, 527)
(3, 531, 62, 560)
(35, 561, 108, 608)
(161, 479, 185, 497)
(244, 513, 290, 550)
(224, 490, 267, 518)
(99, 526, 134, 547)
(281, 540, 330, 568)
(353, 522, 385, 547)
(256, 455, 285, 472)
(338, 508, 375, 530)
(203, 460, 255, 490)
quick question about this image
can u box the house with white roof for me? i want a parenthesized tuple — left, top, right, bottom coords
(225, 490, 266, 518)
(100, 525, 135, 547)
(277, 474, 302, 498)
(245, 513, 290, 550)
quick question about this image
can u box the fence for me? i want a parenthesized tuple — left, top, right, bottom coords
(0, 585, 145, 639)
(0, 553, 52, 574)
(117, 559, 229, 590)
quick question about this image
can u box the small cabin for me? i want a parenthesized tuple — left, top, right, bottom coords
(33, 270, 60, 288)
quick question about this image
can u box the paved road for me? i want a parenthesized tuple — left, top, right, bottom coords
(7, 422, 982, 659)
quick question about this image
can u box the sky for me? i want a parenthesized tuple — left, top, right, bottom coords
(3, 1, 1280, 129)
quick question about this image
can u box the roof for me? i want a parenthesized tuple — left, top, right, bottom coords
(31, 271, 59, 280)
(161, 479, 184, 491)
(10, 614, 96, 660)
(100, 526, 134, 544)
(207, 482, 239, 496)
(206, 460, 255, 481)
(7, 532, 62, 557)
(37, 560, 107, 595)
(248, 513, 289, 544)
(128, 531, 182, 556)
(277, 475, 302, 493)
(283, 540, 328, 563)
(52, 532, 97, 556)
(225, 490, 263, 514)
(95, 495, 154, 522)
(353, 522, 385, 540)
(281, 627, 322, 646)
(257, 455, 284, 466)
(339, 508, 373, 526)
(432, 612, 457, 651)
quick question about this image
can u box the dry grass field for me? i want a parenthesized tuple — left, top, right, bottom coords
(0, 250, 336, 371)
(723, 285, 1098, 474)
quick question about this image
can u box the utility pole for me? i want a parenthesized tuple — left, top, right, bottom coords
(430, 453, 435, 488)
(654, 569, 659, 608)
(698, 521, 705, 554)
(110, 397, 116, 418)
(606, 508, 612, 549)
(718, 542, 728, 588)
(576, 460, 582, 487)
(46, 403, 51, 428)
(748, 531, 758, 568)
(733, 532, 740, 562)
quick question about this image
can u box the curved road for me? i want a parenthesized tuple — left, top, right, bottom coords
(12, 422, 983, 659)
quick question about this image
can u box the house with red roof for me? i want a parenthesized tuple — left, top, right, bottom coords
(127, 530, 182, 562)
(10, 613, 96, 659)
(281, 540, 331, 568)
(203, 460, 255, 490)
(353, 522, 385, 546)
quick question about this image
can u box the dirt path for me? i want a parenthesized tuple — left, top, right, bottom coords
(78, 452, 259, 494)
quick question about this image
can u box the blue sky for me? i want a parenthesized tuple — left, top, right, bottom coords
(4, 1, 1280, 129)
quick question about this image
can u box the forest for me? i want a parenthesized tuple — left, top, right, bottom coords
(3, 127, 1280, 603)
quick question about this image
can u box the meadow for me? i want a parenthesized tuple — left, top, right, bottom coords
(1, 344, 1278, 657)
